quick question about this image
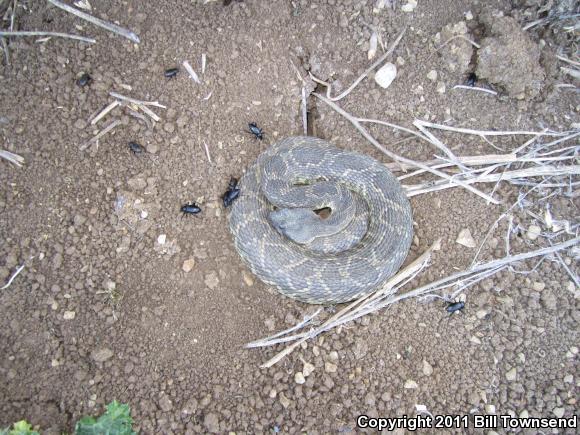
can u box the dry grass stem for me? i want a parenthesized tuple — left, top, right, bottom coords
(301, 87, 308, 135)
(1, 263, 26, 290)
(452, 85, 498, 95)
(1, 37, 9, 65)
(0, 149, 24, 167)
(0, 30, 95, 43)
(183, 60, 201, 84)
(47, 0, 139, 43)
(315, 93, 500, 203)
(252, 240, 440, 367)
(246, 308, 323, 349)
(109, 92, 166, 108)
(90, 100, 119, 125)
(405, 165, 580, 197)
(415, 121, 571, 138)
(309, 28, 406, 102)
(79, 119, 121, 151)
(202, 141, 212, 163)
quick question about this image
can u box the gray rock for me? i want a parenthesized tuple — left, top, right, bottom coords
(203, 412, 220, 433)
(159, 395, 173, 412)
(91, 348, 113, 362)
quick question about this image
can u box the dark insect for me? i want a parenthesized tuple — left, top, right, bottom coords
(181, 202, 201, 216)
(446, 300, 466, 314)
(247, 122, 264, 140)
(76, 73, 92, 87)
(128, 141, 145, 154)
(164, 67, 179, 79)
(466, 72, 477, 87)
(222, 177, 240, 208)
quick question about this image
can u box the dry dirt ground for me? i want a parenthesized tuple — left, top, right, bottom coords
(0, 0, 578, 434)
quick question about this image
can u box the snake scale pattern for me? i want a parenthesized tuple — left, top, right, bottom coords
(228, 136, 413, 304)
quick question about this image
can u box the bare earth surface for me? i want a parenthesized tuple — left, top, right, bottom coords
(0, 0, 578, 433)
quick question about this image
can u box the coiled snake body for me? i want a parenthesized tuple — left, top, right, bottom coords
(228, 136, 413, 304)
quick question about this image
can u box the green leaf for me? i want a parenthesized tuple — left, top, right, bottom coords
(74, 401, 135, 435)
(1, 420, 40, 435)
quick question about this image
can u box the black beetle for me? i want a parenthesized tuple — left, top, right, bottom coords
(466, 72, 477, 87)
(222, 177, 240, 208)
(247, 122, 264, 140)
(164, 67, 179, 79)
(128, 141, 145, 154)
(76, 73, 92, 87)
(446, 300, 465, 314)
(181, 202, 201, 216)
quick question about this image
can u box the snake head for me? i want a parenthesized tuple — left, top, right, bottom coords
(269, 208, 319, 244)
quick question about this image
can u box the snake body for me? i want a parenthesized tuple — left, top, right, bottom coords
(228, 136, 413, 304)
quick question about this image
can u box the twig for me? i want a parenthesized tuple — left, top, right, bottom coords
(246, 308, 322, 348)
(314, 93, 500, 204)
(392, 237, 579, 303)
(134, 104, 160, 122)
(413, 120, 468, 172)
(309, 27, 406, 102)
(301, 86, 308, 135)
(1, 263, 26, 290)
(1, 37, 9, 65)
(404, 165, 580, 197)
(10, 0, 16, 32)
(202, 140, 212, 163)
(556, 54, 580, 68)
(183, 60, 201, 84)
(386, 153, 519, 173)
(0, 149, 24, 167)
(90, 100, 119, 125)
(47, 0, 139, 44)
(0, 30, 95, 43)
(253, 240, 439, 366)
(414, 121, 571, 138)
(79, 118, 121, 151)
(550, 245, 580, 288)
(109, 92, 166, 108)
(453, 85, 498, 96)
(434, 34, 481, 51)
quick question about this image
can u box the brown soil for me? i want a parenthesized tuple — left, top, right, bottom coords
(1, 1, 578, 434)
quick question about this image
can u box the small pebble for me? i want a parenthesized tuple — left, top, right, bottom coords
(506, 367, 517, 381)
(157, 234, 167, 245)
(303, 362, 315, 377)
(470, 336, 482, 345)
(404, 379, 418, 389)
(325, 362, 337, 373)
(436, 81, 446, 94)
(427, 70, 438, 81)
(553, 407, 565, 418)
(456, 228, 476, 248)
(63, 311, 76, 320)
(422, 360, 433, 376)
(526, 225, 541, 240)
(279, 392, 290, 408)
(182, 258, 196, 273)
(401, 0, 417, 12)
(242, 270, 254, 286)
(374, 62, 397, 89)
(476, 309, 488, 319)
(485, 404, 496, 414)
(91, 348, 113, 362)
(294, 372, 306, 384)
(532, 282, 545, 291)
